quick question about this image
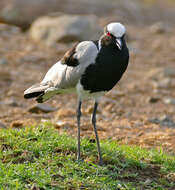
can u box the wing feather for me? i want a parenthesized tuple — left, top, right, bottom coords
(61, 42, 79, 66)
(42, 41, 99, 89)
(24, 41, 99, 102)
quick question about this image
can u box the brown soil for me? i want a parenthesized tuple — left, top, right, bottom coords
(0, 23, 175, 155)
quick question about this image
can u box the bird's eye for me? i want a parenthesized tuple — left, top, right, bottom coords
(106, 32, 111, 37)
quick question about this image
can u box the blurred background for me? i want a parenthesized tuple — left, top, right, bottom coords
(0, 0, 175, 154)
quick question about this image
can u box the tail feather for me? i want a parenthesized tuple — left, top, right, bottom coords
(24, 83, 60, 103)
(24, 83, 49, 99)
(24, 91, 44, 99)
(36, 89, 57, 103)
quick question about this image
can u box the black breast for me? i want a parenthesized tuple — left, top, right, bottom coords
(80, 41, 129, 93)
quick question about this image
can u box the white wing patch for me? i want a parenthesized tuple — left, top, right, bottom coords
(41, 61, 67, 86)
(41, 41, 99, 91)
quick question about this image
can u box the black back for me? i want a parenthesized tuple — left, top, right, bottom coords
(80, 37, 129, 93)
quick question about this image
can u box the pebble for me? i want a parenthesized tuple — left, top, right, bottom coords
(147, 67, 175, 81)
(150, 22, 167, 34)
(28, 103, 57, 113)
(10, 120, 24, 128)
(30, 14, 101, 45)
(163, 98, 175, 105)
(54, 121, 75, 129)
(4, 99, 19, 107)
(146, 96, 160, 103)
(152, 78, 171, 89)
(150, 115, 175, 128)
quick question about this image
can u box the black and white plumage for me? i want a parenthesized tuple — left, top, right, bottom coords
(24, 22, 129, 165)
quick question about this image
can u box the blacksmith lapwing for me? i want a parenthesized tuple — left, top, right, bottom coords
(24, 22, 129, 165)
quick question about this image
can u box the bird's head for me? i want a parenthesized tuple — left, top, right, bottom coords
(102, 22, 126, 50)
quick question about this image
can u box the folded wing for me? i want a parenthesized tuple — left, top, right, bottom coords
(24, 41, 99, 103)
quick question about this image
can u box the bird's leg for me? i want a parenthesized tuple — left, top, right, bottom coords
(77, 100, 82, 161)
(92, 102, 103, 165)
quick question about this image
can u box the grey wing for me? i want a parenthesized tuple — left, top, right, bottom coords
(42, 40, 99, 89)
(24, 41, 98, 102)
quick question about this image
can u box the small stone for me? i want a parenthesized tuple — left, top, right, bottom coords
(149, 115, 175, 128)
(150, 22, 167, 34)
(54, 121, 75, 129)
(4, 99, 19, 107)
(161, 117, 175, 127)
(152, 78, 171, 89)
(163, 98, 175, 105)
(28, 103, 57, 113)
(54, 121, 66, 129)
(30, 14, 101, 45)
(146, 96, 160, 103)
(146, 68, 162, 80)
(147, 67, 175, 81)
(10, 120, 24, 128)
(159, 114, 170, 121)
(137, 132, 144, 137)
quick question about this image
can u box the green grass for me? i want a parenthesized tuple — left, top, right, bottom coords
(0, 124, 175, 190)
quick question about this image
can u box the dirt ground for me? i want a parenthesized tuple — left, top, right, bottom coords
(0, 23, 175, 155)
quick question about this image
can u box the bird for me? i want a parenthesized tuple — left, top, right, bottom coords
(24, 22, 129, 165)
